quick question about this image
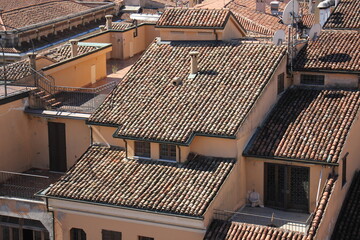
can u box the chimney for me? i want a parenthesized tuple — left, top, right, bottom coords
(189, 0, 194, 7)
(27, 52, 37, 70)
(99, 25, 106, 32)
(69, 39, 79, 58)
(314, 0, 321, 24)
(189, 51, 199, 75)
(270, 1, 280, 15)
(105, 15, 113, 30)
(256, 0, 265, 13)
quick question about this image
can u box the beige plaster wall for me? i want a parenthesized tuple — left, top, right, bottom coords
(222, 17, 245, 40)
(54, 210, 204, 240)
(92, 125, 124, 147)
(28, 116, 90, 170)
(316, 111, 360, 239)
(190, 136, 237, 158)
(0, 99, 32, 172)
(293, 71, 358, 88)
(44, 49, 109, 88)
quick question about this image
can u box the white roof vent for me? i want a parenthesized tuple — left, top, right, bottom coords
(270, 1, 280, 15)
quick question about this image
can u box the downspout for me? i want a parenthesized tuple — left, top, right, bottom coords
(315, 166, 324, 206)
(123, 139, 128, 158)
(177, 145, 181, 162)
(213, 29, 218, 41)
(46, 197, 55, 240)
(89, 126, 93, 145)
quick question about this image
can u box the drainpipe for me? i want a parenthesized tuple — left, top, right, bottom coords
(89, 126, 93, 146)
(177, 145, 181, 162)
(123, 139, 128, 158)
(315, 166, 323, 206)
(213, 29, 218, 41)
(45, 197, 55, 240)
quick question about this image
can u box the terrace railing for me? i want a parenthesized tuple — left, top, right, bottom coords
(214, 209, 313, 233)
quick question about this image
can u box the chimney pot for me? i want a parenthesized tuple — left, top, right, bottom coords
(105, 15, 113, 30)
(189, 51, 199, 75)
(27, 52, 37, 70)
(69, 39, 79, 57)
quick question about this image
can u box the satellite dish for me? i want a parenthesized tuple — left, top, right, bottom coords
(273, 30, 286, 46)
(308, 24, 321, 40)
(282, 0, 300, 25)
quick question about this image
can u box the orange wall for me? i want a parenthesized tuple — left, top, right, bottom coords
(293, 71, 358, 88)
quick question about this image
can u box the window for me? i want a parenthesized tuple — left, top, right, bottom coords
(139, 236, 154, 240)
(70, 228, 86, 240)
(135, 141, 150, 158)
(342, 153, 348, 187)
(277, 73, 285, 94)
(102, 230, 121, 240)
(159, 144, 176, 161)
(300, 74, 325, 85)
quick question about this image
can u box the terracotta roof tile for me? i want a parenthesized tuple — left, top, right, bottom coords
(41, 44, 98, 63)
(294, 31, 360, 73)
(245, 87, 360, 164)
(204, 219, 307, 240)
(226, 0, 288, 35)
(0, 0, 52, 11)
(45, 145, 235, 217)
(331, 171, 360, 240)
(1, 1, 91, 29)
(88, 41, 286, 144)
(307, 176, 336, 240)
(0, 60, 32, 81)
(324, 0, 360, 29)
(156, 8, 231, 28)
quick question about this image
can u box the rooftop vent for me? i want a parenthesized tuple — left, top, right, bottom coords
(69, 39, 78, 58)
(172, 77, 182, 86)
(189, 51, 199, 76)
(270, 1, 280, 15)
(105, 15, 113, 30)
(99, 25, 106, 32)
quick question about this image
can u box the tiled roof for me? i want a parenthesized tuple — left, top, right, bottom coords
(41, 44, 98, 63)
(0, 60, 32, 81)
(156, 8, 231, 28)
(112, 21, 135, 31)
(204, 219, 307, 240)
(1, 1, 91, 29)
(307, 176, 336, 239)
(331, 171, 360, 240)
(0, 0, 51, 11)
(245, 87, 360, 164)
(226, 0, 288, 35)
(324, 0, 360, 29)
(88, 41, 286, 144)
(45, 145, 235, 217)
(294, 31, 360, 73)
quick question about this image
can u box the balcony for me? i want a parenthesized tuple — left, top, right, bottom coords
(0, 169, 63, 201)
(214, 206, 312, 233)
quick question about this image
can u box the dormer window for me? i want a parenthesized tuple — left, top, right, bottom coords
(159, 144, 176, 161)
(135, 141, 150, 158)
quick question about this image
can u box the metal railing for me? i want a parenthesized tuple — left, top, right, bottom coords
(0, 171, 51, 200)
(214, 209, 313, 233)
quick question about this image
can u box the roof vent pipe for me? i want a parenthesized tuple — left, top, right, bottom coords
(69, 39, 78, 58)
(189, 51, 199, 75)
(172, 77, 182, 86)
(256, 0, 266, 13)
(105, 15, 113, 30)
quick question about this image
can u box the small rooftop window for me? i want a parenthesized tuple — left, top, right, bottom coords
(135, 141, 150, 158)
(159, 144, 176, 161)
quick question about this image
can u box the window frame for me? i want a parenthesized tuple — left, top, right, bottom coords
(70, 228, 86, 240)
(102, 229, 122, 240)
(138, 236, 154, 240)
(134, 141, 151, 158)
(277, 72, 285, 94)
(159, 144, 177, 161)
(342, 152, 349, 187)
(300, 74, 325, 85)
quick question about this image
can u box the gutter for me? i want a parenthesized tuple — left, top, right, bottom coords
(37, 194, 204, 221)
(293, 69, 360, 75)
(242, 153, 339, 166)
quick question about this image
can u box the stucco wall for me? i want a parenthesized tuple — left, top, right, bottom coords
(53, 209, 204, 240)
(0, 99, 32, 172)
(293, 71, 358, 88)
(43, 49, 109, 88)
(315, 109, 360, 239)
(28, 116, 90, 170)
